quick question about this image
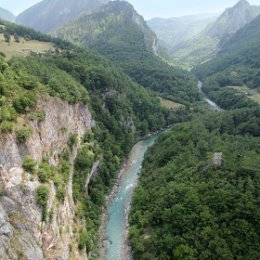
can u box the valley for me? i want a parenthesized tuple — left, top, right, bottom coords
(0, 1, 259, 260)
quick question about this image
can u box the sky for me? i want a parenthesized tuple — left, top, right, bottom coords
(0, 0, 260, 18)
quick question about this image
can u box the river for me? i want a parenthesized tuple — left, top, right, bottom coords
(102, 81, 221, 260)
(103, 135, 157, 260)
(198, 81, 223, 111)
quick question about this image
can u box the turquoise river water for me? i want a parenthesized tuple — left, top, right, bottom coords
(104, 135, 157, 260)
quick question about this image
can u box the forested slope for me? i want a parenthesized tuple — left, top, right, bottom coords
(130, 111, 260, 260)
(194, 15, 260, 109)
(56, 1, 200, 105)
(172, 0, 260, 67)
(130, 9, 260, 259)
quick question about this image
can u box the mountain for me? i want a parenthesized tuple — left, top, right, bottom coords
(172, 0, 260, 67)
(0, 7, 15, 22)
(0, 20, 173, 260)
(16, 0, 109, 33)
(55, 1, 200, 105)
(195, 14, 260, 110)
(220, 14, 260, 55)
(55, 1, 160, 57)
(147, 14, 218, 49)
(207, 0, 260, 38)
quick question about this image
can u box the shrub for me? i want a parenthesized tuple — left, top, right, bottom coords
(0, 51, 6, 58)
(29, 110, 45, 122)
(68, 133, 77, 149)
(48, 208, 54, 222)
(38, 162, 52, 182)
(0, 105, 17, 121)
(36, 185, 50, 207)
(13, 93, 36, 113)
(0, 121, 14, 134)
(19, 74, 38, 90)
(16, 126, 33, 143)
(22, 156, 36, 173)
(0, 187, 5, 197)
(59, 159, 70, 183)
(78, 231, 93, 252)
(3, 32, 10, 43)
(56, 186, 66, 201)
(36, 184, 50, 221)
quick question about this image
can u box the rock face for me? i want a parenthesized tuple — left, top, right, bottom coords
(16, 0, 109, 33)
(212, 152, 223, 167)
(0, 96, 94, 260)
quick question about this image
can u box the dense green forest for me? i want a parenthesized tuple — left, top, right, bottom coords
(130, 110, 260, 260)
(56, 1, 200, 105)
(129, 11, 260, 260)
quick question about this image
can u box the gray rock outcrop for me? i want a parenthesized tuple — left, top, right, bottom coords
(0, 96, 94, 260)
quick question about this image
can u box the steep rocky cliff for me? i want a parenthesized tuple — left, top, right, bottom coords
(0, 96, 94, 260)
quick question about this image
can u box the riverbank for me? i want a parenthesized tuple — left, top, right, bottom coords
(198, 81, 223, 111)
(98, 158, 130, 260)
(98, 136, 157, 260)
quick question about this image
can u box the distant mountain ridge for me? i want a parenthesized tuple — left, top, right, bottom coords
(56, 1, 160, 55)
(171, 0, 260, 67)
(0, 7, 15, 22)
(55, 1, 199, 104)
(147, 14, 219, 49)
(195, 13, 260, 109)
(206, 0, 260, 39)
(16, 0, 109, 33)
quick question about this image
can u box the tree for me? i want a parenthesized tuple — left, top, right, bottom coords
(3, 32, 11, 44)
(14, 34, 20, 43)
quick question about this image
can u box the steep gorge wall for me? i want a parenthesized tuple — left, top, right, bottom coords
(0, 96, 94, 260)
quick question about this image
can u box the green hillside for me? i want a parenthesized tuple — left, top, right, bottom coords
(195, 15, 260, 109)
(129, 6, 260, 259)
(0, 20, 175, 253)
(130, 112, 260, 260)
(172, 0, 260, 67)
(56, 1, 200, 105)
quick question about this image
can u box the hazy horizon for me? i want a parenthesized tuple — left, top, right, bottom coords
(0, 0, 260, 18)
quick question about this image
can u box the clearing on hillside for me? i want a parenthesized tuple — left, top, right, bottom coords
(0, 33, 54, 59)
(159, 97, 185, 110)
(227, 86, 260, 105)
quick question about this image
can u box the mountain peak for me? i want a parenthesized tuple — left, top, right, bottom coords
(206, 0, 260, 38)
(56, 0, 159, 55)
(235, 0, 250, 7)
(16, 0, 109, 33)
